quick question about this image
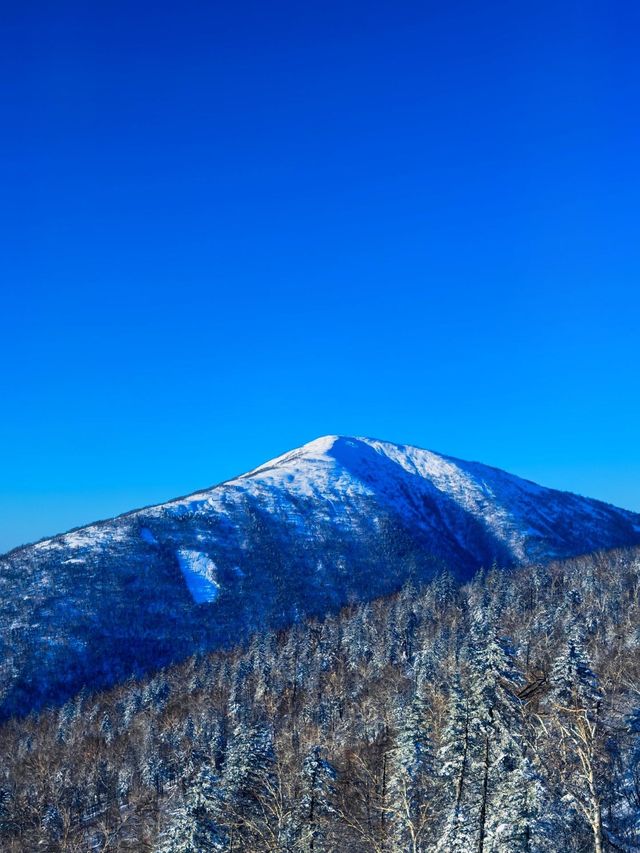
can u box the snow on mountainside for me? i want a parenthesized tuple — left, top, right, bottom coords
(143, 434, 640, 569)
(1, 435, 640, 718)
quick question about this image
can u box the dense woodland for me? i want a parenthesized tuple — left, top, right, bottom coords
(1, 546, 639, 852)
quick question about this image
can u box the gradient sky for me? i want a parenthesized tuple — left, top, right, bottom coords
(1, 1, 639, 553)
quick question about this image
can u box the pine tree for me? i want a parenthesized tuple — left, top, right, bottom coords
(437, 607, 531, 853)
(99, 710, 113, 745)
(468, 612, 533, 853)
(217, 719, 277, 847)
(436, 674, 474, 852)
(546, 629, 606, 853)
(387, 686, 434, 853)
(294, 745, 337, 852)
(41, 804, 63, 845)
(548, 626, 600, 711)
(156, 767, 225, 853)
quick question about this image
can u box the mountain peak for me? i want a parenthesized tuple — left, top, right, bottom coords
(242, 434, 342, 478)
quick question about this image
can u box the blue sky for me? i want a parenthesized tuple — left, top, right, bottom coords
(1, 1, 639, 552)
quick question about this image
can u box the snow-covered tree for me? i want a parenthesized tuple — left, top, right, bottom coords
(293, 745, 337, 851)
(215, 718, 278, 847)
(437, 607, 531, 852)
(608, 706, 640, 850)
(436, 674, 472, 850)
(546, 629, 607, 853)
(387, 686, 434, 852)
(156, 767, 225, 853)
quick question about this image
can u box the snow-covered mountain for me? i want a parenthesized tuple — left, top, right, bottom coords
(2, 435, 639, 717)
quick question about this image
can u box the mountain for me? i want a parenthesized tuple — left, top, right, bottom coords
(2, 435, 639, 718)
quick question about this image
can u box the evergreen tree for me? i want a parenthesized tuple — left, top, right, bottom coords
(41, 804, 63, 845)
(388, 686, 434, 852)
(438, 608, 531, 852)
(217, 719, 277, 847)
(99, 710, 113, 745)
(156, 767, 225, 853)
(546, 630, 606, 853)
(548, 626, 600, 711)
(436, 674, 473, 851)
(294, 745, 337, 852)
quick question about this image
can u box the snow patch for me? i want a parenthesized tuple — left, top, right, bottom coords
(140, 527, 158, 545)
(176, 550, 220, 604)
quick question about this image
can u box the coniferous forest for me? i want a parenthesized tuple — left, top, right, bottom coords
(0, 546, 639, 852)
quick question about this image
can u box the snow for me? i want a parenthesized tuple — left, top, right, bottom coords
(152, 435, 373, 522)
(358, 438, 531, 560)
(3, 432, 640, 728)
(234, 435, 373, 508)
(140, 527, 158, 545)
(176, 550, 220, 604)
(135, 434, 640, 569)
(17, 434, 640, 606)
(242, 435, 341, 479)
(3, 432, 640, 725)
(32, 524, 129, 552)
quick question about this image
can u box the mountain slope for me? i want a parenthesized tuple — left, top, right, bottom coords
(1, 435, 639, 717)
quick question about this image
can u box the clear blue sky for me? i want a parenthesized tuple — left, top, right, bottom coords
(1, 1, 639, 553)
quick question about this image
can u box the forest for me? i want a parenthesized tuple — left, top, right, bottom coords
(0, 545, 639, 852)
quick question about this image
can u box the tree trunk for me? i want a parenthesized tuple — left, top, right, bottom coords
(455, 710, 470, 808)
(381, 750, 387, 835)
(477, 735, 490, 853)
(591, 798, 604, 853)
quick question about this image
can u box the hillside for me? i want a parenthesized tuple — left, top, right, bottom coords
(1, 547, 639, 852)
(1, 436, 639, 718)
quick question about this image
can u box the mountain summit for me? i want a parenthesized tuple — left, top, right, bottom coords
(2, 435, 639, 717)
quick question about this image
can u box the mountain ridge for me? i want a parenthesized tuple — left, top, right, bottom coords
(9, 434, 637, 556)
